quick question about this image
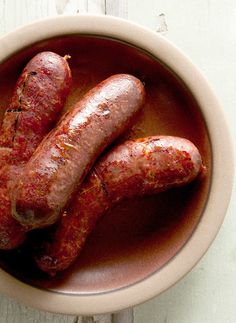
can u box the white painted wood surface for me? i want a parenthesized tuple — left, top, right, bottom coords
(0, 0, 236, 322)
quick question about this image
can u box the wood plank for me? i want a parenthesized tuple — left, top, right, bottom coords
(0, 2, 78, 321)
(105, 0, 128, 18)
(112, 308, 134, 323)
(0, 0, 109, 322)
(0, 1, 132, 322)
(0, 293, 76, 322)
(128, 1, 236, 321)
(77, 315, 113, 323)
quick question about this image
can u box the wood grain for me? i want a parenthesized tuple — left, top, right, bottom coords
(1, 0, 236, 322)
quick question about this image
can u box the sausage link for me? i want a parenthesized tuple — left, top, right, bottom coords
(0, 52, 72, 249)
(0, 165, 26, 249)
(0, 51, 72, 167)
(34, 136, 204, 275)
(13, 74, 145, 229)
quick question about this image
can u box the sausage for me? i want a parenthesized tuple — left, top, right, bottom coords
(0, 51, 72, 249)
(0, 165, 26, 249)
(0, 51, 72, 168)
(13, 74, 145, 230)
(34, 136, 204, 275)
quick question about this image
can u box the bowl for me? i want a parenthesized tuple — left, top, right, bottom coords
(0, 14, 233, 315)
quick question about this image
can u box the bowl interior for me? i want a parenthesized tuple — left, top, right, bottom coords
(0, 35, 211, 295)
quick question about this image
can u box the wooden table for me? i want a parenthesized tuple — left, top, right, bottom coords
(0, 1, 236, 322)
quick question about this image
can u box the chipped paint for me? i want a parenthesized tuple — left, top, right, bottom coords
(156, 13, 168, 35)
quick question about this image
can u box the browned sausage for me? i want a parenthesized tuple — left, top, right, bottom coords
(34, 136, 204, 275)
(0, 51, 72, 168)
(0, 165, 26, 249)
(13, 74, 145, 230)
(0, 51, 72, 249)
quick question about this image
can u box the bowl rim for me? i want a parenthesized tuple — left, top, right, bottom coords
(0, 14, 234, 315)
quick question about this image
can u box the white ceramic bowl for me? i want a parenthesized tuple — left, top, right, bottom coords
(0, 15, 233, 315)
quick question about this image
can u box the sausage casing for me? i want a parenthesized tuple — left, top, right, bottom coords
(34, 136, 204, 275)
(0, 51, 72, 167)
(13, 74, 145, 229)
(0, 51, 72, 249)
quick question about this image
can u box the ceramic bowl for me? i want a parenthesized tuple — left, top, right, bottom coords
(0, 15, 233, 315)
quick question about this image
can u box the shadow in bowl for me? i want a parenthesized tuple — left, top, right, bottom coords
(0, 35, 211, 295)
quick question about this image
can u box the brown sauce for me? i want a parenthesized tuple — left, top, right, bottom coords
(0, 36, 211, 294)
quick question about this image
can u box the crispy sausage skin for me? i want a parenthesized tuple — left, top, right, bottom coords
(13, 74, 145, 230)
(0, 52, 72, 249)
(34, 136, 204, 275)
(0, 51, 72, 168)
